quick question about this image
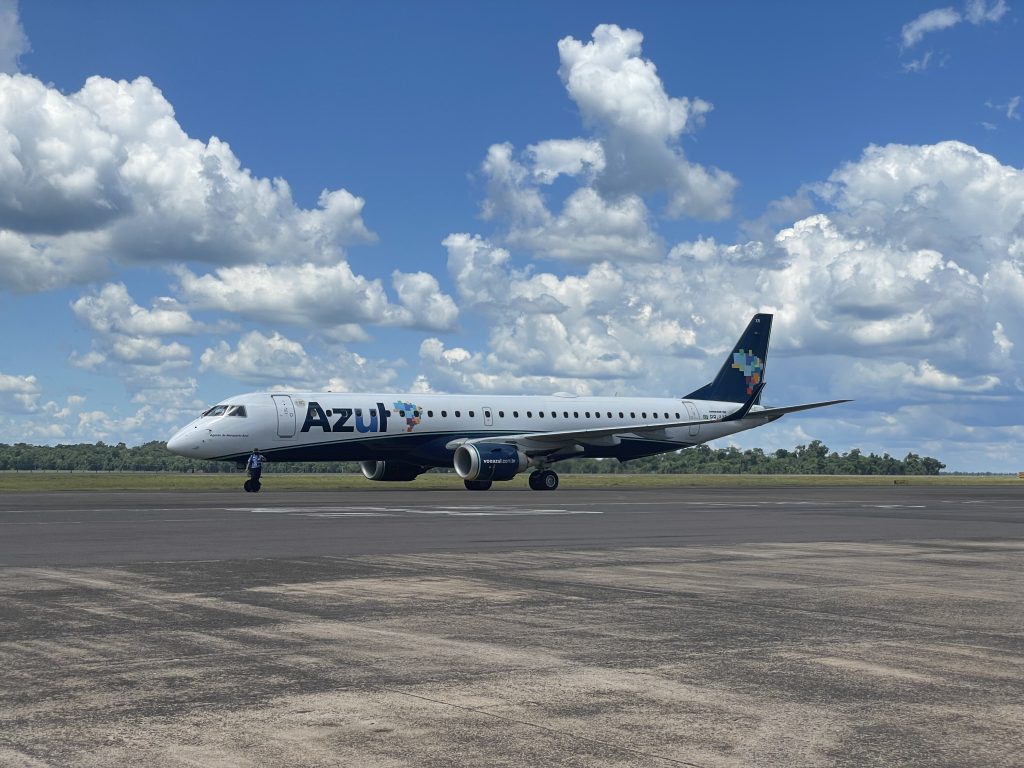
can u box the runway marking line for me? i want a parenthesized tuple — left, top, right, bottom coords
(222, 505, 604, 517)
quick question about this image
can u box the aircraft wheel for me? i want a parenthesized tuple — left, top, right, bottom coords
(252, 480, 261, 493)
(464, 479, 492, 491)
(243, 479, 253, 492)
(528, 471, 542, 490)
(539, 470, 559, 491)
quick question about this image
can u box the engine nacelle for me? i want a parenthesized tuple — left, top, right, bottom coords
(453, 443, 529, 482)
(359, 460, 424, 482)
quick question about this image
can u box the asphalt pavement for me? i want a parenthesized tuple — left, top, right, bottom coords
(1, 485, 1022, 766)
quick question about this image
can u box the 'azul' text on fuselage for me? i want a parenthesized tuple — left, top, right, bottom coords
(300, 402, 390, 434)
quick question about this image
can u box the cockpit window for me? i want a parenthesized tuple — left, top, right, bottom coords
(226, 406, 247, 417)
(203, 405, 229, 417)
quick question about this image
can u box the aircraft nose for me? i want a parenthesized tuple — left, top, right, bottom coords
(167, 426, 201, 456)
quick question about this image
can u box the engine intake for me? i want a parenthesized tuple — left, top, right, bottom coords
(453, 443, 529, 482)
(359, 460, 424, 482)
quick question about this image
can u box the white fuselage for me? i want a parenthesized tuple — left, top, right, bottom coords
(167, 391, 764, 465)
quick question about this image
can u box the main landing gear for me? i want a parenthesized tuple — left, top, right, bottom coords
(463, 471, 559, 491)
(528, 470, 559, 491)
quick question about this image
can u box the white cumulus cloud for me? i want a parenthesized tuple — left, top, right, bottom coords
(200, 330, 316, 386)
(0, 72, 376, 293)
(0, 0, 28, 75)
(474, 24, 734, 265)
(200, 329, 401, 392)
(72, 282, 199, 336)
(175, 262, 457, 332)
(557, 24, 737, 220)
(0, 370, 39, 412)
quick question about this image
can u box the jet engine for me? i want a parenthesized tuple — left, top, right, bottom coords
(359, 460, 425, 481)
(453, 443, 529, 482)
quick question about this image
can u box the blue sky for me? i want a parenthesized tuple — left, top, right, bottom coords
(0, 1, 1021, 471)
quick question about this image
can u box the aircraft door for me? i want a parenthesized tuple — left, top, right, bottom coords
(483, 406, 493, 427)
(272, 395, 296, 438)
(683, 401, 700, 437)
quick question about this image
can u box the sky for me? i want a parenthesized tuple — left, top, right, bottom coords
(0, 1, 1022, 471)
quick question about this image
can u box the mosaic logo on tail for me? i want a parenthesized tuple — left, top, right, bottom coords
(731, 349, 764, 395)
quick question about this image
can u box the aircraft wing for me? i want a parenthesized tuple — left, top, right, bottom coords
(444, 397, 851, 455)
(444, 418, 705, 456)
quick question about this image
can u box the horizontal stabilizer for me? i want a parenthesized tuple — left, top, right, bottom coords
(742, 399, 852, 420)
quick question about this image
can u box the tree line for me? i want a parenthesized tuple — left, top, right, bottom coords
(0, 440, 945, 475)
(557, 441, 945, 475)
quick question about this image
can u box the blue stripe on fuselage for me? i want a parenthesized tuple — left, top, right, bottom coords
(210, 431, 690, 466)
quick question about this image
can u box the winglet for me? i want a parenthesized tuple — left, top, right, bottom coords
(719, 381, 766, 422)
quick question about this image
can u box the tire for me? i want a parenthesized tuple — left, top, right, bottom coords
(528, 472, 542, 491)
(253, 480, 261, 493)
(464, 479, 492, 491)
(540, 470, 559, 491)
(243, 479, 253, 492)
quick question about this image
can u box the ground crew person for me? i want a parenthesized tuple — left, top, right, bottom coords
(246, 448, 266, 490)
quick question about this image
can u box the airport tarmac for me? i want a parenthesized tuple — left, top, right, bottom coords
(1, 485, 1022, 766)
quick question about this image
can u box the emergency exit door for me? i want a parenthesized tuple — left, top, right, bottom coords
(272, 395, 296, 438)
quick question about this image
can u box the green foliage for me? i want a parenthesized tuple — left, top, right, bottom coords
(0, 441, 359, 474)
(557, 440, 945, 475)
(0, 438, 944, 475)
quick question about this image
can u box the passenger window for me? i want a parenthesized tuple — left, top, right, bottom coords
(427, 410, 434, 417)
(574, 412, 579, 418)
(563, 411, 568, 418)
(441, 410, 447, 417)
(469, 411, 475, 417)
(455, 410, 461, 417)
(675, 412, 680, 419)
(527, 411, 533, 418)
(585, 412, 590, 418)
(399, 410, 405, 417)
(326, 409, 333, 417)
(499, 411, 505, 417)
(607, 412, 612, 418)
(630, 412, 636, 418)
(618, 412, 623, 418)
(513, 411, 519, 418)
(642, 412, 647, 418)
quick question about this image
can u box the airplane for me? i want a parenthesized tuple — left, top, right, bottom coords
(166, 313, 849, 491)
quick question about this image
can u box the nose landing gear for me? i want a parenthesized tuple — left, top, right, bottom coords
(528, 470, 559, 491)
(243, 478, 261, 492)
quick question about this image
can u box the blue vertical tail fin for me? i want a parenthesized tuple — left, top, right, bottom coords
(684, 313, 773, 404)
